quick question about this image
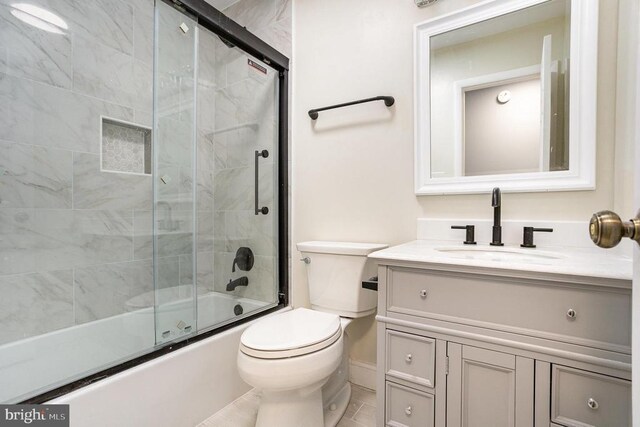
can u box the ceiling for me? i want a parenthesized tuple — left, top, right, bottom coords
(431, 0, 568, 50)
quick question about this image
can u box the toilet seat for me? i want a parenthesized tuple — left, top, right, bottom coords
(240, 308, 341, 359)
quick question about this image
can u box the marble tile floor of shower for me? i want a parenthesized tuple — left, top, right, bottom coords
(198, 383, 376, 427)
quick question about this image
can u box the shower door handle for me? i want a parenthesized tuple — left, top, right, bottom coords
(255, 150, 269, 215)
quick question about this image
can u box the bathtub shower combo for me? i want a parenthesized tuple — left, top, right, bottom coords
(0, 0, 289, 403)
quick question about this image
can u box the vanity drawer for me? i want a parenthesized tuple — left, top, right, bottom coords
(387, 268, 630, 349)
(386, 330, 435, 388)
(551, 365, 631, 426)
(386, 381, 435, 427)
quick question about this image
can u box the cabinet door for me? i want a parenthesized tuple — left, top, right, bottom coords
(446, 343, 534, 427)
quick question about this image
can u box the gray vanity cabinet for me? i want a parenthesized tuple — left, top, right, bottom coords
(375, 263, 632, 427)
(446, 344, 534, 427)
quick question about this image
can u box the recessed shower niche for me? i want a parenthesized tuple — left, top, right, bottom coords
(101, 117, 152, 175)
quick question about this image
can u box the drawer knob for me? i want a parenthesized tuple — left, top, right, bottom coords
(566, 308, 577, 319)
(405, 406, 412, 416)
(587, 398, 599, 410)
(419, 289, 428, 299)
(405, 354, 413, 363)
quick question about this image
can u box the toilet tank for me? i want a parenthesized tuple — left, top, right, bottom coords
(297, 241, 388, 318)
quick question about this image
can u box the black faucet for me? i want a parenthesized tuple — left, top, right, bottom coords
(490, 187, 504, 246)
(226, 276, 248, 291)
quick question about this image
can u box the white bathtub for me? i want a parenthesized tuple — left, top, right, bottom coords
(0, 290, 274, 406)
(50, 307, 293, 427)
(126, 286, 273, 340)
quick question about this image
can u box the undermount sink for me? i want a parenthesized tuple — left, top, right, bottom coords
(435, 246, 564, 263)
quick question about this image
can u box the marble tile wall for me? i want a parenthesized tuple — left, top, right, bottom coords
(0, 270, 74, 343)
(224, 0, 292, 58)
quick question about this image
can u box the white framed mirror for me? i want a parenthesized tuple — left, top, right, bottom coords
(414, 0, 598, 195)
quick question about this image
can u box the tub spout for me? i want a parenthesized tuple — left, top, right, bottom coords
(227, 276, 249, 291)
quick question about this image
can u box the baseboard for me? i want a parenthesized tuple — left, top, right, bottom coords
(349, 359, 376, 391)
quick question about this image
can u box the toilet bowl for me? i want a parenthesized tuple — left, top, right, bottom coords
(237, 241, 387, 427)
(238, 308, 344, 427)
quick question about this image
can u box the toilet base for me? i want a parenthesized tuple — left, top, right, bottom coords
(254, 382, 352, 427)
(323, 382, 351, 427)
(255, 383, 325, 427)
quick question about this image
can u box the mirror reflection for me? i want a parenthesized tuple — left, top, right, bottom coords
(429, 0, 570, 178)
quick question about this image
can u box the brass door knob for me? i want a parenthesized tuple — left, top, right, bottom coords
(589, 210, 640, 248)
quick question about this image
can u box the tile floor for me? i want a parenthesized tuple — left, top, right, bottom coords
(198, 383, 376, 427)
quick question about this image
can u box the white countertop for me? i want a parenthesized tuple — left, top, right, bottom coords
(368, 240, 632, 285)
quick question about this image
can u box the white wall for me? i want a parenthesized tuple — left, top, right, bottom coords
(292, 0, 630, 365)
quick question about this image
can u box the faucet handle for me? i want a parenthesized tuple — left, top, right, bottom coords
(232, 247, 255, 272)
(521, 227, 553, 248)
(451, 225, 477, 245)
(491, 187, 501, 207)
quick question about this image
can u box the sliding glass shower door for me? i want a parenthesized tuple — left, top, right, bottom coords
(194, 19, 281, 332)
(153, 0, 280, 343)
(153, 0, 198, 344)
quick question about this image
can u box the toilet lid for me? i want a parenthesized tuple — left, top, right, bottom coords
(240, 308, 341, 358)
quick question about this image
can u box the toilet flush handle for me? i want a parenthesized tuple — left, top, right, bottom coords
(300, 257, 311, 264)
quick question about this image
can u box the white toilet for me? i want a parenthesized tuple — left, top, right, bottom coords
(237, 241, 387, 427)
